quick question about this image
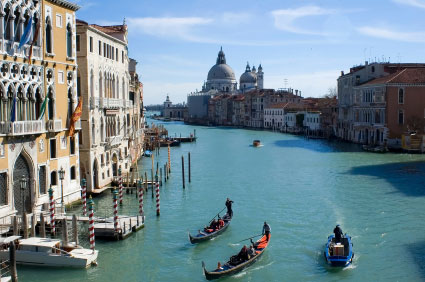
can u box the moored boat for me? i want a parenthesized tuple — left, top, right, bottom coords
(144, 150, 152, 157)
(202, 234, 270, 280)
(189, 214, 232, 244)
(324, 234, 354, 267)
(253, 140, 261, 147)
(0, 237, 98, 268)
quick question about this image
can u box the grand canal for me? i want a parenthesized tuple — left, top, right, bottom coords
(18, 118, 425, 281)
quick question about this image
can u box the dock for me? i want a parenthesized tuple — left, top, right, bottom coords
(93, 215, 144, 240)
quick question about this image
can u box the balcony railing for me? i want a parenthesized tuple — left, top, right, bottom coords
(100, 98, 123, 109)
(0, 120, 45, 136)
(47, 119, 62, 132)
(3, 41, 42, 59)
(105, 136, 123, 147)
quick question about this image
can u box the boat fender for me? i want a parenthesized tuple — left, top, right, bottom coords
(91, 261, 98, 267)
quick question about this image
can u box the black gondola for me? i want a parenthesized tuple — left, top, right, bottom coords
(189, 214, 232, 244)
(202, 234, 270, 280)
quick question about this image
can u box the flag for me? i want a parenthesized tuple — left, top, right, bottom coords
(69, 97, 83, 137)
(38, 96, 48, 120)
(18, 16, 33, 51)
(10, 92, 16, 122)
(28, 19, 40, 63)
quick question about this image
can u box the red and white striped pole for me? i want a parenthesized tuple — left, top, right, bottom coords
(81, 178, 87, 216)
(48, 186, 55, 235)
(138, 180, 144, 216)
(113, 189, 119, 233)
(88, 196, 95, 251)
(118, 168, 123, 206)
(155, 175, 160, 216)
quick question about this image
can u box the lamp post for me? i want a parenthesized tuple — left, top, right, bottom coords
(59, 167, 65, 214)
(19, 176, 27, 214)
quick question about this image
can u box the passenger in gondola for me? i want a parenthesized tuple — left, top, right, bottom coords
(248, 245, 256, 258)
(209, 219, 218, 231)
(225, 198, 234, 217)
(333, 224, 343, 243)
(237, 245, 249, 262)
(218, 217, 225, 229)
(263, 222, 271, 241)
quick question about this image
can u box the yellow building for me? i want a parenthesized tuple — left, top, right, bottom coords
(0, 0, 80, 219)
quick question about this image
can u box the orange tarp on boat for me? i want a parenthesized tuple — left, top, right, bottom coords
(256, 234, 270, 249)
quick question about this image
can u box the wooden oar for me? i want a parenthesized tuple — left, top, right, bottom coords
(208, 207, 227, 224)
(234, 234, 263, 244)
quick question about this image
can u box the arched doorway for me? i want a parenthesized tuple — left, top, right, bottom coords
(13, 154, 32, 214)
(93, 159, 99, 190)
(365, 129, 369, 145)
(112, 153, 118, 176)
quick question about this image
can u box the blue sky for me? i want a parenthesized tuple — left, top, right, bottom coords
(75, 0, 425, 104)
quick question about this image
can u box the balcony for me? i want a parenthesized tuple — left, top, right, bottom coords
(0, 120, 45, 136)
(4, 41, 42, 59)
(105, 136, 123, 148)
(90, 97, 100, 110)
(47, 119, 62, 133)
(100, 98, 123, 109)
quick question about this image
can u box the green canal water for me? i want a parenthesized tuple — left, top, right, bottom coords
(18, 118, 425, 281)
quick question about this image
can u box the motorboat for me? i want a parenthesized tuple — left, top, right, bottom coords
(0, 236, 98, 268)
(324, 234, 354, 266)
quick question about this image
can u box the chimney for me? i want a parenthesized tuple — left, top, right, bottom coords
(341, 71, 344, 76)
(365, 61, 368, 66)
(295, 90, 298, 96)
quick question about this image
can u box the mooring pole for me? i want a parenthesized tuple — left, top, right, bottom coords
(188, 152, 191, 183)
(182, 155, 185, 189)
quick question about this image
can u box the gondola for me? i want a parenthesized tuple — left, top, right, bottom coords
(202, 234, 270, 280)
(189, 214, 232, 244)
(324, 234, 354, 266)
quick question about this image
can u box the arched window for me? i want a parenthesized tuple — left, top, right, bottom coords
(66, 24, 72, 57)
(32, 15, 40, 46)
(117, 117, 121, 135)
(4, 4, 11, 40)
(116, 79, 119, 98)
(16, 85, 24, 121)
(398, 88, 404, 104)
(100, 117, 104, 142)
(70, 166, 76, 180)
(47, 86, 54, 120)
(26, 87, 35, 120)
(6, 85, 13, 121)
(92, 118, 96, 143)
(35, 87, 43, 119)
(50, 171, 57, 186)
(90, 70, 94, 97)
(13, 8, 21, 42)
(99, 72, 103, 97)
(0, 85, 5, 122)
(45, 17, 52, 53)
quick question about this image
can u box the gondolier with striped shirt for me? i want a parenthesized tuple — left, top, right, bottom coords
(225, 198, 234, 217)
(263, 222, 271, 241)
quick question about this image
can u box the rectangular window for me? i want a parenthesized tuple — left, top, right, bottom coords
(77, 76, 81, 97)
(76, 35, 80, 52)
(0, 172, 7, 205)
(104, 43, 107, 57)
(58, 71, 64, 84)
(39, 166, 47, 195)
(122, 50, 124, 63)
(56, 14, 62, 28)
(70, 166, 76, 180)
(70, 137, 75, 155)
(398, 89, 404, 104)
(89, 36, 93, 52)
(50, 138, 56, 159)
(98, 40, 101, 55)
(112, 47, 114, 60)
(398, 110, 404, 125)
(116, 49, 118, 61)
(78, 131, 83, 145)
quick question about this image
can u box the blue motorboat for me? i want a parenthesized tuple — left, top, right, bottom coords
(324, 234, 354, 266)
(144, 150, 152, 157)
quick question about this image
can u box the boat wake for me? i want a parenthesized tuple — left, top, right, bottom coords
(232, 261, 274, 278)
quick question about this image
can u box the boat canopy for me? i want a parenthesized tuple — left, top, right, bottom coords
(0, 236, 21, 245)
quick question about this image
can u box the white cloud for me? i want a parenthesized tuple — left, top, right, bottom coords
(127, 17, 213, 43)
(392, 0, 425, 9)
(271, 6, 336, 35)
(357, 26, 425, 43)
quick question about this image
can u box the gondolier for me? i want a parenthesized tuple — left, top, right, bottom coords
(225, 198, 234, 217)
(262, 222, 271, 241)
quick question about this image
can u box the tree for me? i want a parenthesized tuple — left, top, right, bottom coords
(406, 115, 424, 134)
(323, 87, 337, 98)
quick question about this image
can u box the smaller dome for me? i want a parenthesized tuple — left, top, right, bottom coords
(240, 71, 257, 84)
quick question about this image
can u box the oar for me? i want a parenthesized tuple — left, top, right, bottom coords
(208, 207, 226, 224)
(234, 234, 263, 244)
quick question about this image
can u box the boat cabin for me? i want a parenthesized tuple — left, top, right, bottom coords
(18, 238, 62, 254)
(328, 237, 349, 256)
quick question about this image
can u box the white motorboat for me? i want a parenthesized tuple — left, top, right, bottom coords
(0, 237, 98, 268)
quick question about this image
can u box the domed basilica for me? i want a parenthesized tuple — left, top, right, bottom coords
(202, 47, 264, 93)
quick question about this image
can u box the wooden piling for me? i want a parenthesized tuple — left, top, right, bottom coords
(31, 213, 36, 237)
(168, 145, 171, 173)
(22, 213, 28, 239)
(10, 241, 17, 282)
(182, 155, 185, 189)
(12, 216, 18, 236)
(72, 214, 79, 246)
(160, 168, 163, 187)
(62, 218, 69, 246)
(144, 172, 148, 191)
(188, 152, 191, 183)
(40, 213, 46, 238)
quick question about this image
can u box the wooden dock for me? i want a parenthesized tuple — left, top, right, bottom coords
(93, 215, 144, 240)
